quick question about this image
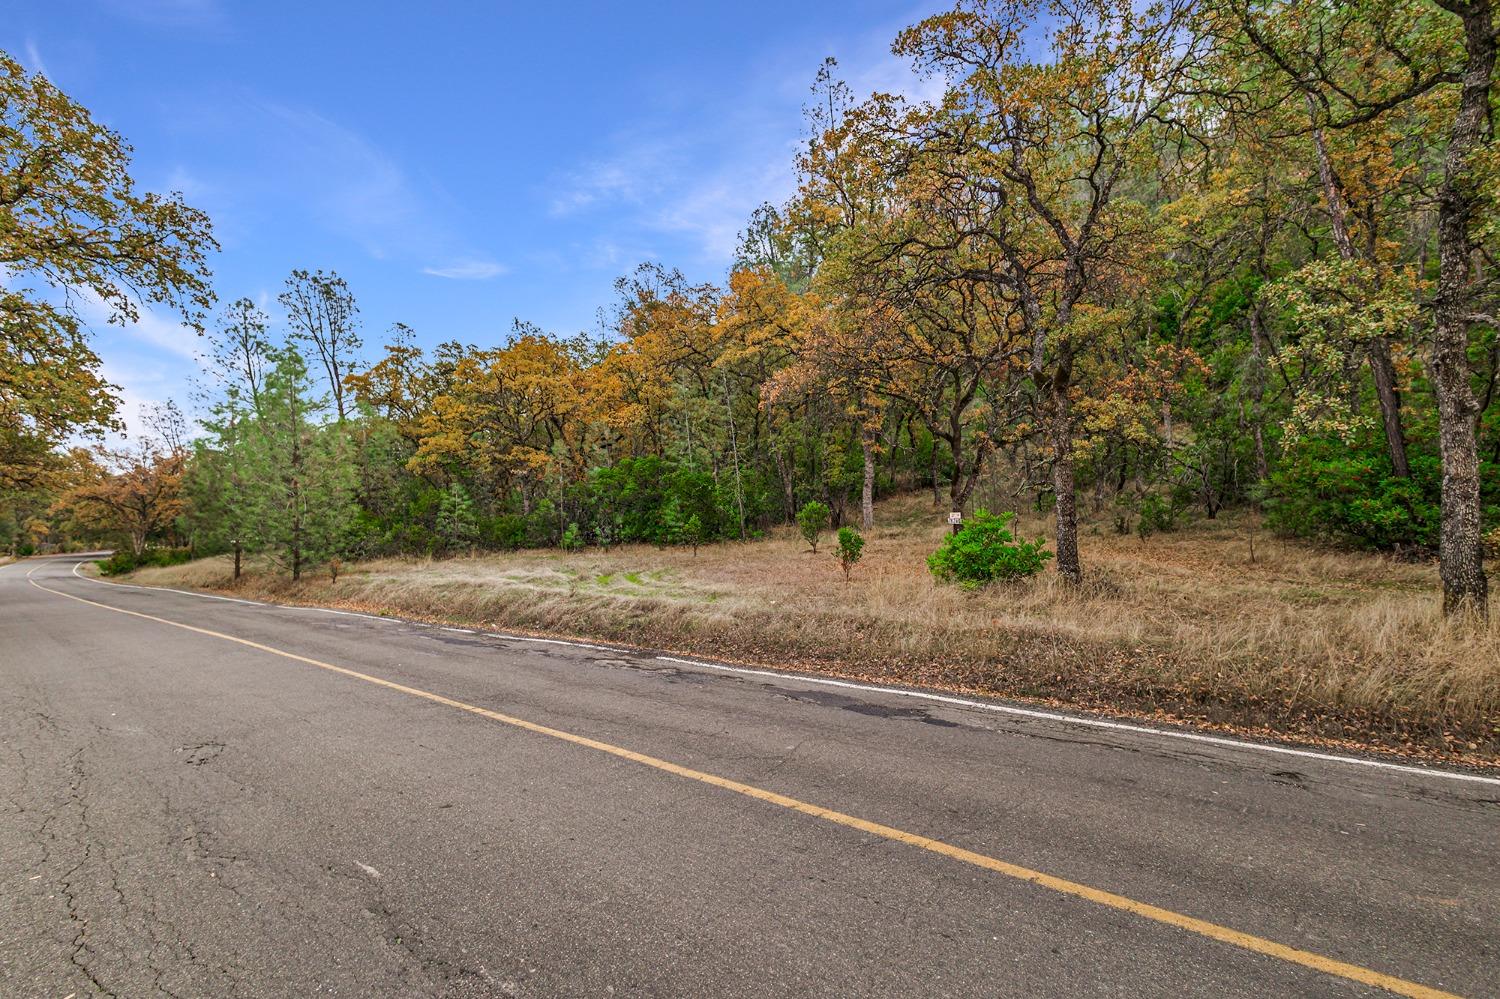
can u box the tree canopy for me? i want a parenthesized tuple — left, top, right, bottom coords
(0, 51, 216, 491)
(7, 2, 1498, 617)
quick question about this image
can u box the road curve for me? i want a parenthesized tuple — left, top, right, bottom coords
(1, 553, 1496, 998)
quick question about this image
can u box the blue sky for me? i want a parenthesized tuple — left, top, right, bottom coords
(7, 0, 943, 438)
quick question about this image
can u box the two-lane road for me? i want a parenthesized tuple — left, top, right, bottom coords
(1, 554, 1496, 997)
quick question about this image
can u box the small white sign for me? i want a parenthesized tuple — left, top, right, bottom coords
(947, 511, 963, 525)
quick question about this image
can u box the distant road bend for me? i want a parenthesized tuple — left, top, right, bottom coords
(1, 553, 1496, 998)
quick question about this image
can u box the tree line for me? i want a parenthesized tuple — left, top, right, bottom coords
(4, 0, 1499, 615)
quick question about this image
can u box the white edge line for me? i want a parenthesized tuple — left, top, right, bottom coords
(297, 607, 401, 623)
(500, 635, 631, 654)
(653, 654, 1500, 788)
(56, 556, 1500, 789)
(71, 561, 264, 604)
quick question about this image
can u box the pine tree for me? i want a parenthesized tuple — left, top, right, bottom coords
(437, 481, 479, 553)
(248, 348, 357, 580)
(184, 408, 260, 579)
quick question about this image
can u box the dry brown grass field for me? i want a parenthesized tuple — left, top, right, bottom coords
(124, 493, 1500, 763)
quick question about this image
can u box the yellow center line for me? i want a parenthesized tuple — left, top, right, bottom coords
(27, 568, 1461, 999)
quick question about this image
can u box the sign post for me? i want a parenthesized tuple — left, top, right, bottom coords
(947, 511, 963, 536)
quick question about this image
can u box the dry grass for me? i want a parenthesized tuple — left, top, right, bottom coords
(128, 493, 1500, 761)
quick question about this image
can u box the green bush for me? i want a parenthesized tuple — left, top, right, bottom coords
(682, 513, 704, 554)
(834, 526, 864, 581)
(97, 551, 136, 575)
(559, 522, 584, 552)
(588, 458, 730, 545)
(1135, 493, 1178, 539)
(927, 510, 1052, 588)
(591, 456, 669, 542)
(1266, 436, 1444, 550)
(594, 513, 619, 551)
(797, 500, 830, 552)
(97, 547, 192, 576)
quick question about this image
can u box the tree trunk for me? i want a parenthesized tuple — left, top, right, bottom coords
(946, 435, 986, 510)
(1307, 91, 1411, 477)
(1433, 323, 1489, 616)
(929, 442, 942, 506)
(777, 452, 796, 523)
(291, 425, 304, 581)
(291, 487, 302, 580)
(1247, 307, 1273, 487)
(1050, 386, 1082, 585)
(1431, 0, 1493, 617)
(722, 376, 747, 539)
(1092, 444, 1108, 512)
(1367, 337, 1411, 477)
(233, 541, 242, 581)
(826, 487, 847, 529)
(1252, 423, 1269, 486)
(860, 428, 876, 531)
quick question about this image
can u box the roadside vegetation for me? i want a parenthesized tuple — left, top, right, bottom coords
(6, 5, 1500, 760)
(121, 492, 1500, 762)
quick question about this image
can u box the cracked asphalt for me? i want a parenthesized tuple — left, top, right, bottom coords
(2, 554, 1497, 998)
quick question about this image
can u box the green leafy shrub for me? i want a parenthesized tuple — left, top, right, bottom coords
(97, 547, 192, 576)
(97, 552, 135, 575)
(834, 526, 864, 581)
(797, 500, 830, 552)
(524, 500, 560, 548)
(1135, 493, 1178, 539)
(682, 513, 704, 554)
(591, 456, 668, 542)
(483, 514, 527, 550)
(560, 522, 584, 552)
(927, 510, 1052, 587)
(588, 458, 731, 545)
(594, 513, 619, 551)
(1266, 436, 1444, 550)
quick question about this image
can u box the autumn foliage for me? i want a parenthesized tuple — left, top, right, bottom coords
(5, 1, 1500, 622)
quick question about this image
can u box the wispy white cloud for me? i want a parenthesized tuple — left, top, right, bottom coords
(126, 307, 202, 361)
(22, 38, 51, 80)
(96, 357, 169, 446)
(581, 237, 656, 270)
(87, 311, 205, 447)
(846, 46, 948, 106)
(537, 13, 942, 272)
(69, 286, 202, 362)
(541, 119, 795, 266)
(649, 153, 797, 263)
(176, 96, 495, 270)
(421, 259, 508, 280)
(164, 164, 212, 200)
(548, 146, 672, 217)
(252, 101, 420, 259)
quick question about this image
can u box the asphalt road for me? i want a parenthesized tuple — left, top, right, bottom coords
(1, 554, 1496, 998)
